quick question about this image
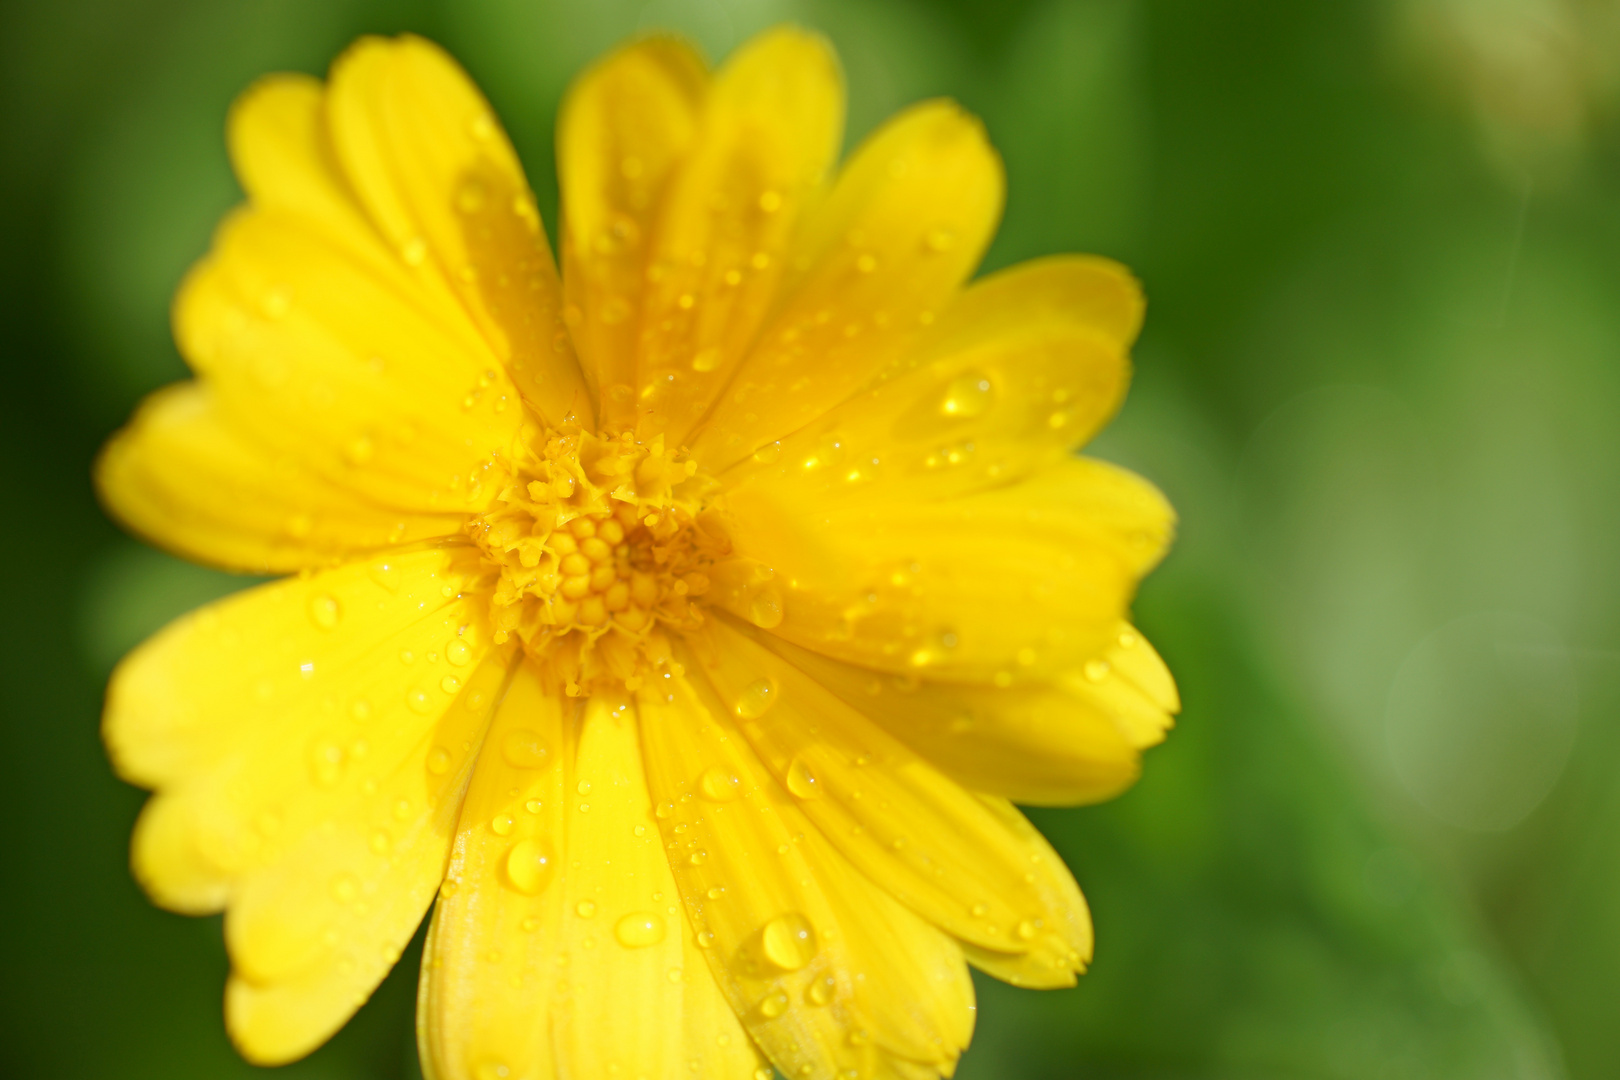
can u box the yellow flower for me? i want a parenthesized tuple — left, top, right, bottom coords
(96, 26, 1178, 1080)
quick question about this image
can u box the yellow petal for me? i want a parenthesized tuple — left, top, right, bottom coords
(324, 35, 590, 426)
(103, 546, 509, 1062)
(622, 26, 845, 442)
(96, 383, 465, 574)
(695, 618, 1093, 987)
(690, 98, 1004, 470)
(738, 621, 1151, 807)
(557, 36, 709, 419)
(719, 256, 1140, 501)
(418, 669, 763, 1080)
(710, 456, 1175, 681)
(174, 205, 519, 517)
(224, 641, 505, 1064)
(639, 660, 975, 1079)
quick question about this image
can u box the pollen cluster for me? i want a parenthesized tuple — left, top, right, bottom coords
(467, 426, 725, 692)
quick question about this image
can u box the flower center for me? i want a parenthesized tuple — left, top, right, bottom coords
(468, 426, 724, 693)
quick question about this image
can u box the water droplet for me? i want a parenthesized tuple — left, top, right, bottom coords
(971, 902, 989, 917)
(330, 873, 359, 904)
(308, 593, 341, 630)
(733, 677, 778, 719)
(426, 747, 452, 774)
(700, 765, 740, 802)
(752, 441, 782, 464)
(407, 688, 434, 714)
(806, 975, 835, 1006)
(576, 781, 592, 796)
(848, 1029, 871, 1046)
(614, 911, 667, 948)
(748, 585, 784, 629)
(370, 830, 390, 854)
(691, 347, 720, 372)
(441, 675, 462, 694)
(925, 227, 957, 253)
(491, 814, 515, 836)
(576, 900, 597, 918)
(941, 371, 994, 419)
(758, 990, 789, 1018)
(761, 913, 817, 971)
(689, 850, 708, 866)
(310, 741, 344, 787)
(393, 798, 412, 821)
(656, 802, 674, 819)
(526, 799, 543, 814)
(502, 728, 548, 768)
(504, 840, 552, 894)
(456, 178, 487, 214)
(785, 757, 820, 800)
(447, 639, 472, 666)
(1084, 659, 1110, 682)
(1047, 410, 1070, 430)
(1017, 919, 1037, 941)
(707, 886, 725, 899)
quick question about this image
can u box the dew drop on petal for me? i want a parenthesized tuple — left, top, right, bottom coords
(504, 840, 552, 895)
(758, 990, 789, 1018)
(502, 728, 548, 768)
(426, 747, 453, 775)
(806, 974, 835, 1006)
(308, 594, 341, 630)
(330, 873, 359, 904)
(491, 814, 515, 836)
(785, 757, 820, 800)
(576, 900, 597, 918)
(761, 913, 817, 971)
(408, 688, 434, 714)
(748, 585, 784, 629)
(940, 371, 994, 419)
(733, 677, 778, 719)
(614, 912, 667, 948)
(699, 765, 740, 802)
(446, 639, 472, 666)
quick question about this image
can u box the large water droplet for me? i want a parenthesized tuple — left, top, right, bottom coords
(806, 974, 835, 1006)
(502, 728, 548, 768)
(761, 913, 817, 971)
(758, 990, 789, 1018)
(329, 873, 359, 904)
(733, 677, 778, 720)
(940, 371, 994, 419)
(748, 584, 784, 629)
(368, 561, 401, 592)
(310, 741, 344, 787)
(504, 839, 552, 894)
(308, 593, 341, 630)
(614, 911, 667, 948)
(700, 766, 740, 802)
(785, 757, 820, 800)
(491, 814, 514, 836)
(446, 639, 472, 666)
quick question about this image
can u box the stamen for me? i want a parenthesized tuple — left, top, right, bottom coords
(468, 426, 726, 692)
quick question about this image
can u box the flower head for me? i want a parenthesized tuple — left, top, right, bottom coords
(97, 26, 1178, 1080)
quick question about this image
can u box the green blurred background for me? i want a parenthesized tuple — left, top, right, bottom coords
(3, 0, 1618, 1076)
